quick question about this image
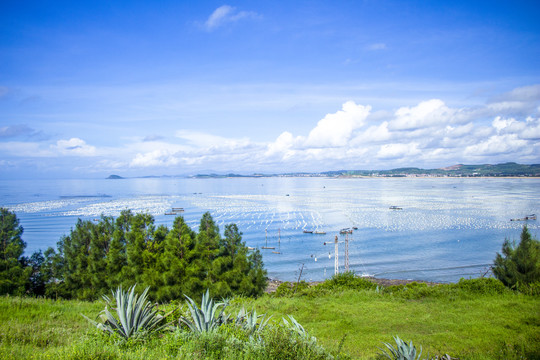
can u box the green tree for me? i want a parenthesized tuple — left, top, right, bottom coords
(157, 216, 195, 301)
(61, 219, 96, 299)
(0, 208, 31, 295)
(493, 226, 540, 289)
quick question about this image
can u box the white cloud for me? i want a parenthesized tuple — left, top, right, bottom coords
(204, 5, 259, 31)
(376, 142, 421, 159)
(520, 117, 540, 140)
(464, 134, 528, 157)
(176, 130, 250, 150)
(52, 138, 96, 156)
(351, 121, 391, 145)
(2, 84, 539, 176)
(389, 99, 455, 131)
(130, 149, 180, 167)
(305, 101, 370, 147)
(265, 131, 295, 157)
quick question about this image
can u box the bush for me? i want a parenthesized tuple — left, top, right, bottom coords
(274, 281, 311, 297)
(493, 226, 540, 290)
(316, 271, 377, 292)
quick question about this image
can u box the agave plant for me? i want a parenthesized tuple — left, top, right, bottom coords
(82, 285, 171, 339)
(179, 289, 228, 333)
(282, 315, 309, 338)
(238, 307, 272, 335)
(378, 336, 423, 360)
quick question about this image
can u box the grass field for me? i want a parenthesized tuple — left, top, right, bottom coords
(1, 278, 539, 359)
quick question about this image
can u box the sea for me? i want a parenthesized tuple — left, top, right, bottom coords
(1, 177, 538, 283)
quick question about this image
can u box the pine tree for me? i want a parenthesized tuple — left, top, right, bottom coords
(0, 208, 31, 295)
(62, 219, 95, 299)
(493, 226, 540, 289)
(158, 216, 194, 301)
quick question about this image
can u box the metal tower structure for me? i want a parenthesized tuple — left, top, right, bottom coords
(344, 233, 350, 272)
(334, 235, 339, 275)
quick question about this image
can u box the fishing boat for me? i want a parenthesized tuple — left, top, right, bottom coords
(303, 230, 313, 233)
(340, 228, 353, 234)
(389, 206, 403, 210)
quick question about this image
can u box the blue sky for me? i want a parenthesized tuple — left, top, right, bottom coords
(1, 0, 540, 178)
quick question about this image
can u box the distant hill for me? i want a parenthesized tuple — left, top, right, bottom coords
(106, 174, 124, 179)
(191, 163, 540, 178)
(322, 162, 540, 177)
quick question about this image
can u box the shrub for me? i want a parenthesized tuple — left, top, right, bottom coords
(316, 271, 377, 292)
(493, 226, 540, 290)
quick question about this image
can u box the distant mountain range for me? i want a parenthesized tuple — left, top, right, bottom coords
(191, 163, 540, 178)
(107, 162, 540, 180)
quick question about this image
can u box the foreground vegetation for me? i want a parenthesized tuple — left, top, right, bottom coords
(1, 208, 267, 301)
(2, 208, 539, 358)
(1, 276, 538, 359)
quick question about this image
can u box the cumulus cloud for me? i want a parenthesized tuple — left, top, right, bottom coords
(464, 134, 528, 157)
(204, 5, 259, 31)
(2, 84, 539, 175)
(305, 101, 370, 147)
(389, 99, 456, 131)
(52, 138, 97, 156)
(260, 86, 539, 169)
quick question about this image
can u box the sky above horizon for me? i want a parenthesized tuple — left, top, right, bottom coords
(1, 0, 540, 179)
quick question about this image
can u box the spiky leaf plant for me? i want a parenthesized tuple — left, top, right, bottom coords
(283, 315, 310, 338)
(82, 285, 170, 339)
(237, 307, 272, 335)
(180, 289, 228, 333)
(378, 336, 423, 360)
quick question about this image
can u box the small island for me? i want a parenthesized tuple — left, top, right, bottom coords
(106, 174, 124, 179)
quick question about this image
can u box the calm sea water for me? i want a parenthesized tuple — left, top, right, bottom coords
(1, 177, 538, 282)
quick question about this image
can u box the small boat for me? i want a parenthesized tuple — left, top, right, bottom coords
(247, 247, 255, 250)
(511, 214, 537, 221)
(314, 231, 326, 235)
(261, 246, 276, 250)
(272, 251, 281, 254)
(171, 207, 184, 212)
(340, 228, 353, 234)
(303, 230, 313, 233)
(389, 206, 403, 210)
(164, 212, 176, 215)
(352, 227, 358, 230)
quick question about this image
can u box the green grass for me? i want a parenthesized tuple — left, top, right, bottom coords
(1, 278, 539, 359)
